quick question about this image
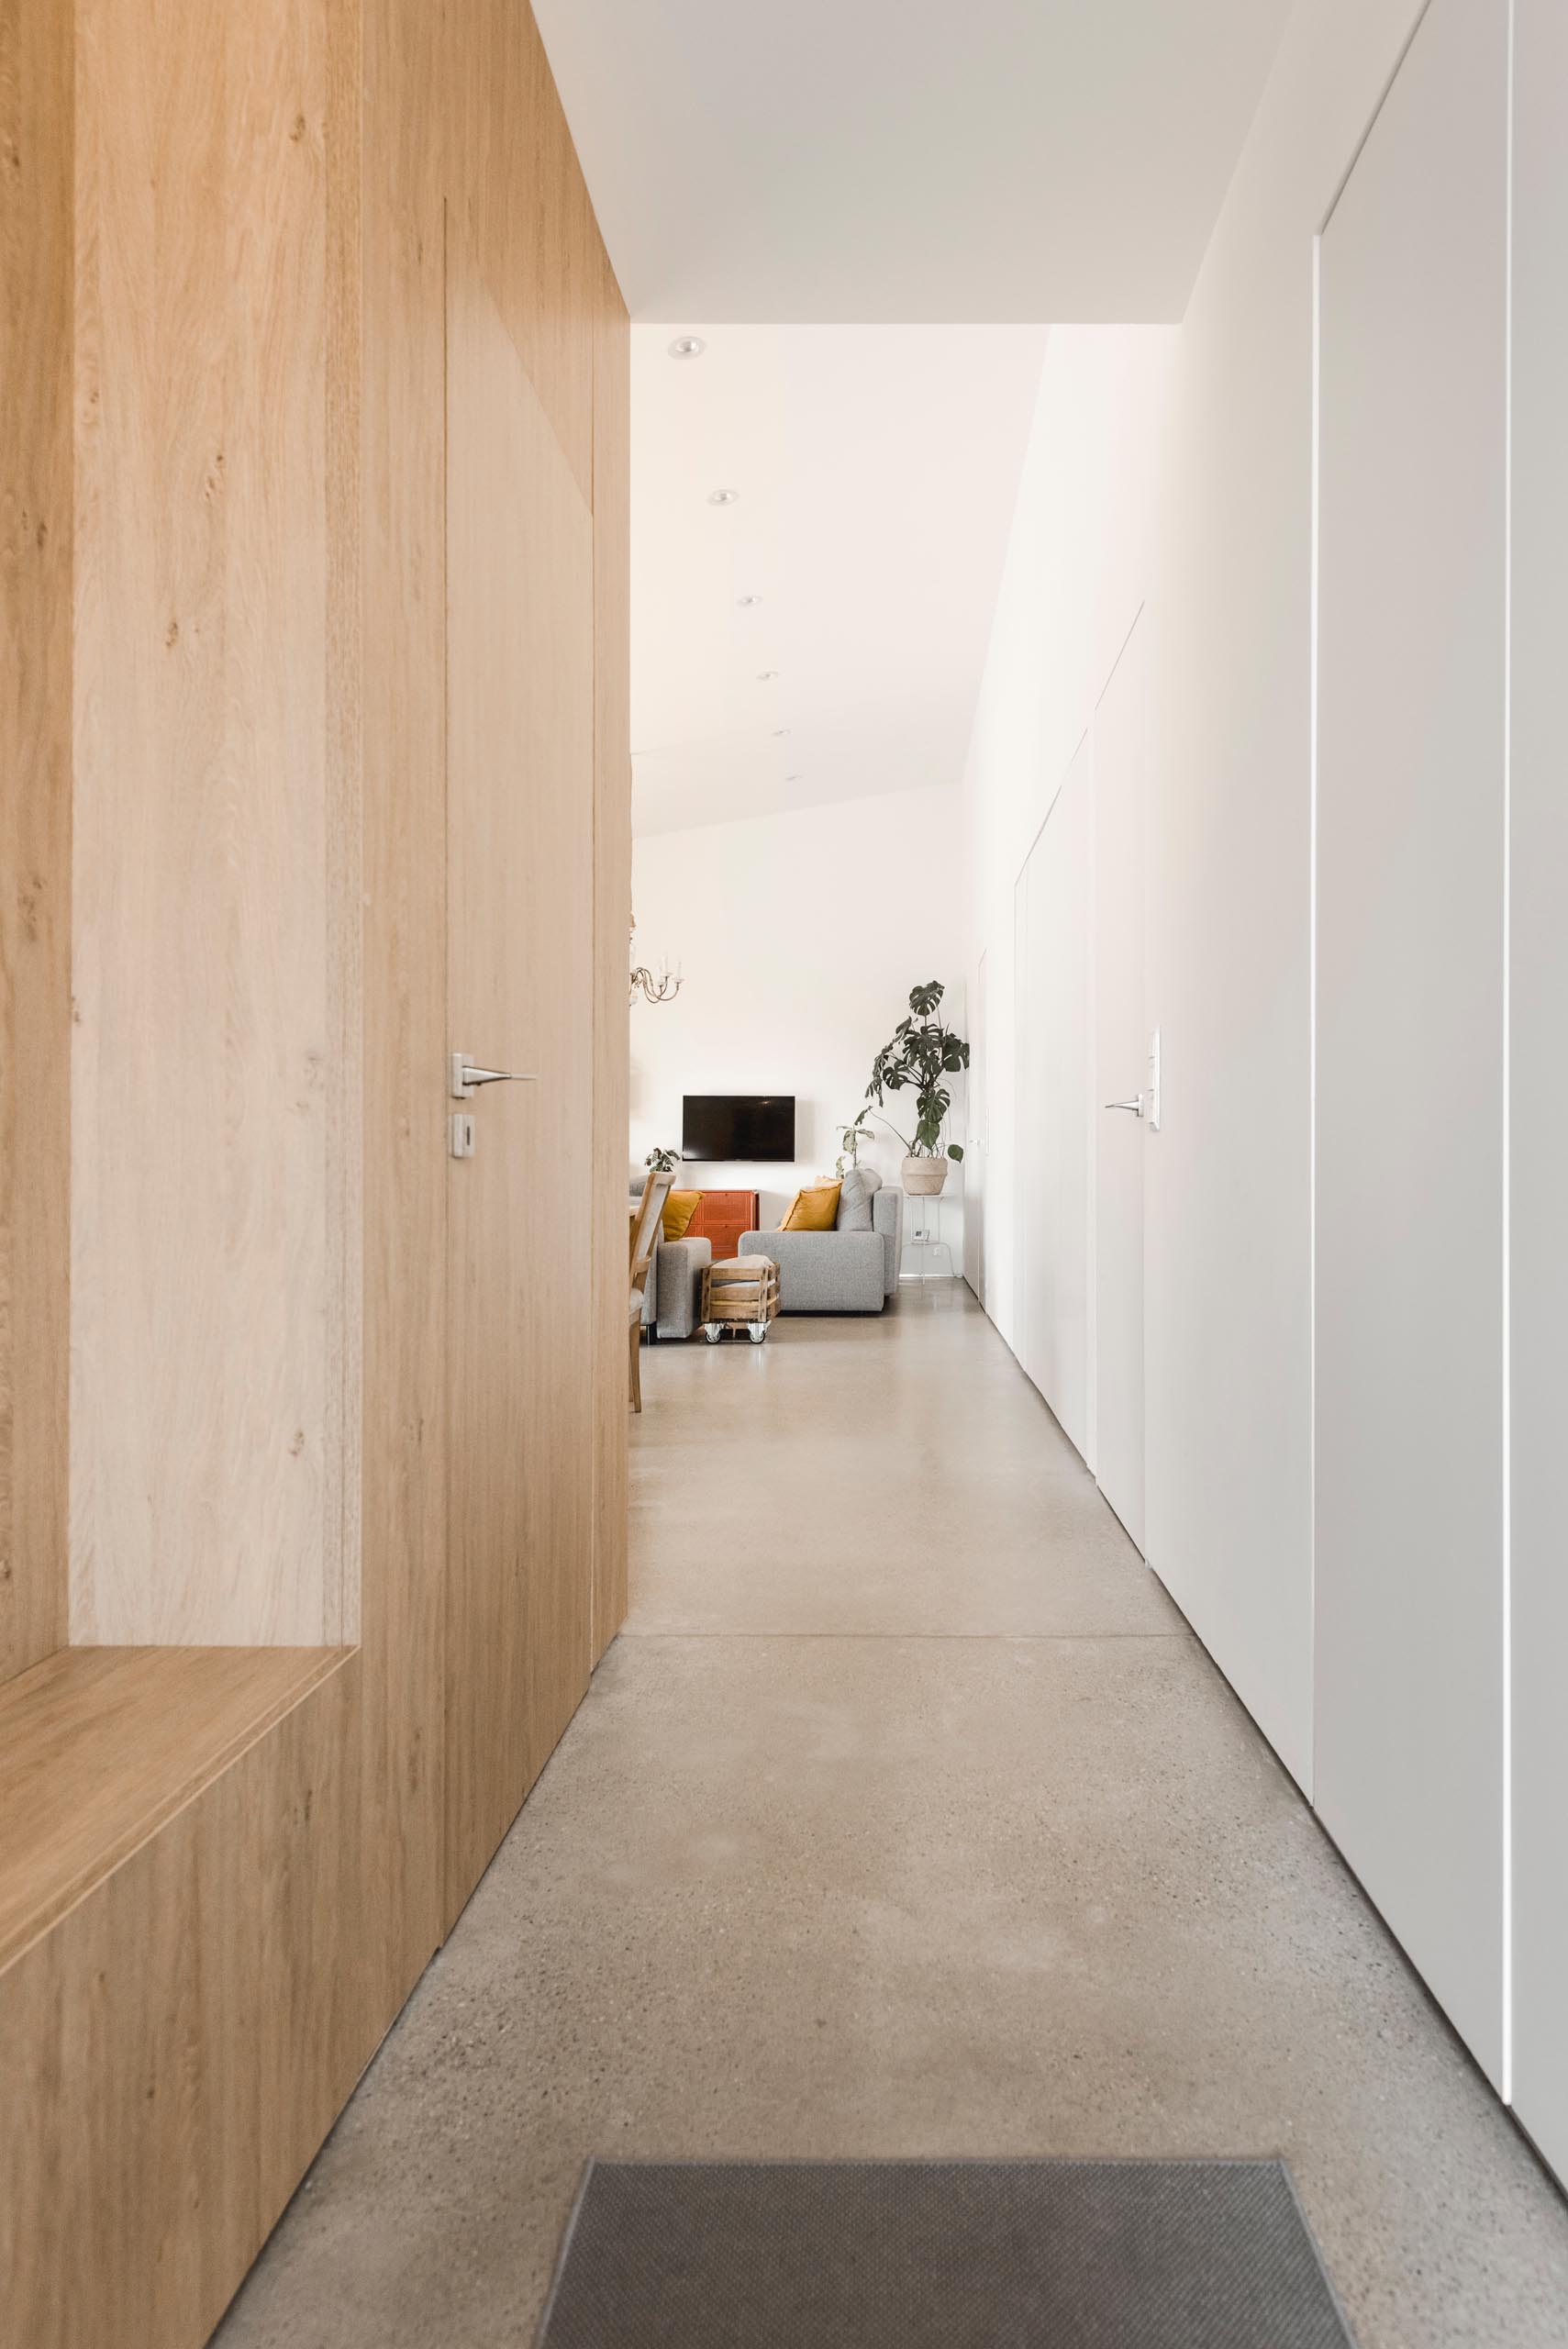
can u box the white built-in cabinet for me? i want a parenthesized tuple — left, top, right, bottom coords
(1315, 0, 1508, 2088)
(997, 0, 1567, 2182)
(1317, 0, 1568, 2174)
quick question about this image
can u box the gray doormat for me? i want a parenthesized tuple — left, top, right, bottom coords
(537, 2157, 1355, 2347)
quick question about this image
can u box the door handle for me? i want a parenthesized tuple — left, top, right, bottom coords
(1105, 1097, 1144, 1116)
(450, 1052, 540, 1099)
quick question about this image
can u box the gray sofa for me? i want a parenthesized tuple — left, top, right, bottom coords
(631, 1188, 711, 1340)
(740, 1169, 902, 1313)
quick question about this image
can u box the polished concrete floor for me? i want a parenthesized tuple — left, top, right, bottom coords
(217, 1285, 1568, 2347)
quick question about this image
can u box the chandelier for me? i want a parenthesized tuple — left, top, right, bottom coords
(629, 913, 682, 1007)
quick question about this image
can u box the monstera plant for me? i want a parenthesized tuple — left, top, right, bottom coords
(863, 981, 969, 1196)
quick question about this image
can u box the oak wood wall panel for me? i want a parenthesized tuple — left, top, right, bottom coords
(591, 248, 631, 1661)
(70, 0, 359, 1644)
(447, 0, 600, 507)
(2, 0, 450, 2321)
(0, 0, 72, 1680)
(326, 0, 366, 1643)
(0, 0, 627, 2337)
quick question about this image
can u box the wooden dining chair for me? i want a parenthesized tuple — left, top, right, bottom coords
(628, 1169, 673, 1411)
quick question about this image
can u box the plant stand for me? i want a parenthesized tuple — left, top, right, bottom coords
(899, 1191, 955, 1282)
(701, 1256, 780, 1342)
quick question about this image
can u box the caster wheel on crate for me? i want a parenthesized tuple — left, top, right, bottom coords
(749, 1323, 768, 1343)
(704, 1324, 722, 1344)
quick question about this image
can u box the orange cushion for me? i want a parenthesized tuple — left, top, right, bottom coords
(662, 1188, 702, 1242)
(780, 1181, 840, 1232)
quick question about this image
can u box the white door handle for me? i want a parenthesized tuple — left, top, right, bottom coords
(1105, 1097, 1144, 1116)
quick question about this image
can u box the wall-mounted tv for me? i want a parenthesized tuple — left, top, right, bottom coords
(682, 1094, 795, 1163)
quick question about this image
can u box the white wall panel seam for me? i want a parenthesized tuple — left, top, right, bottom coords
(1499, 0, 1515, 2108)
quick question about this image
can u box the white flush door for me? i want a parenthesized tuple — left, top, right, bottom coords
(964, 950, 988, 1304)
(1315, 0, 1507, 2085)
(1510, 0, 1568, 2188)
(1013, 739, 1094, 1464)
(1093, 618, 1147, 1552)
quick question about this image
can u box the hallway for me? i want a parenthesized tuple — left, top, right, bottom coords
(217, 1289, 1568, 2348)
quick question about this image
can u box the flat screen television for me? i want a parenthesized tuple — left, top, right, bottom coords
(682, 1094, 795, 1163)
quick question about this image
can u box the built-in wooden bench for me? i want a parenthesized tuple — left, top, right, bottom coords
(0, 1645, 346, 1973)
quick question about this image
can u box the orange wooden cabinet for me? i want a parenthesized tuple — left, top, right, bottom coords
(687, 1189, 761, 1264)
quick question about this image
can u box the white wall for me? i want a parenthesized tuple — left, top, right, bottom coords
(1146, 0, 1436, 1795)
(962, 0, 1568, 2183)
(962, 326, 1173, 1354)
(964, 0, 1428, 1785)
(630, 787, 964, 1247)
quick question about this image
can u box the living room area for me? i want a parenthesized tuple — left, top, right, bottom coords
(618, 322, 1038, 1389)
(628, 804, 971, 1373)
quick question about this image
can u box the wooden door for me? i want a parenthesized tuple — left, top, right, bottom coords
(443, 219, 595, 1928)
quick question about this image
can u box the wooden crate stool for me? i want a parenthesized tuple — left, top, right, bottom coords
(701, 1255, 780, 1344)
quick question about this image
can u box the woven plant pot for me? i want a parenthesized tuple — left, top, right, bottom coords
(902, 1154, 949, 1197)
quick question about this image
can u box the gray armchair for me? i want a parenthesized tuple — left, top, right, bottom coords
(630, 1189, 711, 1340)
(740, 1171, 902, 1313)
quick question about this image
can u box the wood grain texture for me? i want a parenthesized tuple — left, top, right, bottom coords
(3, 0, 441, 2337)
(591, 245, 631, 1662)
(443, 222, 596, 1927)
(0, 0, 72, 1680)
(0, 1644, 341, 1969)
(70, 0, 358, 1642)
(0, 1659, 367, 2349)
(356, 0, 450, 1978)
(325, 0, 365, 1643)
(445, 0, 601, 507)
(0, 0, 626, 2338)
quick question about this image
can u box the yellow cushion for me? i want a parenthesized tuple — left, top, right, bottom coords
(780, 1182, 840, 1232)
(662, 1188, 701, 1242)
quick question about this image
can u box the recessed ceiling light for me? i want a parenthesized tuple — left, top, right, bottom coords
(708, 488, 740, 507)
(736, 594, 762, 607)
(757, 670, 779, 682)
(668, 335, 706, 359)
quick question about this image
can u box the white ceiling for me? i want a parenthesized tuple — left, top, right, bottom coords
(631, 324, 1048, 834)
(583, 4, 1292, 837)
(533, 0, 1292, 323)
